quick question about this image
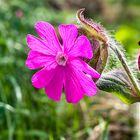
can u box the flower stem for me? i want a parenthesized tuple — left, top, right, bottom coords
(109, 44, 140, 96)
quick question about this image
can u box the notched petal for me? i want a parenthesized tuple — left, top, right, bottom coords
(64, 66, 84, 104)
(69, 35, 93, 59)
(26, 34, 56, 55)
(45, 66, 64, 101)
(26, 51, 57, 70)
(31, 68, 55, 88)
(34, 21, 62, 52)
(58, 24, 78, 52)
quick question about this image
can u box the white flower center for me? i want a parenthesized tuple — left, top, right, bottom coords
(56, 52, 68, 66)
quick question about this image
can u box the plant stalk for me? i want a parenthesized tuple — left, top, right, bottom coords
(109, 44, 140, 96)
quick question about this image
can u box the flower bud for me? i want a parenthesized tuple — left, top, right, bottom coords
(77, 8, 108, 74)
(76, 8, 108, 44)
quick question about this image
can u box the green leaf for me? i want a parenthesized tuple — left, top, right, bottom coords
(96, 70, 140, 104)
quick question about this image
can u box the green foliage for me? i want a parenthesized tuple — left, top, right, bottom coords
(97, 70, 140, 104)
(115, 25, 140, 55)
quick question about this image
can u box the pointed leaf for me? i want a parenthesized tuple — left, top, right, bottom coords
(96, 70, 140, 104)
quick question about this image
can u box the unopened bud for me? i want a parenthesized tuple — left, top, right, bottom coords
(77, 9, 108, 74)
(76, 8, 108, 43)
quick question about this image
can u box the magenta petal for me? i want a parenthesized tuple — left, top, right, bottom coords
(71, 59, 100, 79)
(32, 68, 56, 88)
(26, 51, 57, 70)
(35, 22, 62, 52)
(69, 35, 93, 59)
(45, 66, 64, 101)
(64, 67, 84, 104)
(27, 34, 57, 55)
(78, 72, 97, 96)
(58, 24, 78, 52)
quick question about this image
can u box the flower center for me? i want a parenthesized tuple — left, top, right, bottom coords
(56, 52, 68, 66)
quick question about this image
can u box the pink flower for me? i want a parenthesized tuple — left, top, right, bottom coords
(15, 9, 24, 18)
(26, 22, 100, 103)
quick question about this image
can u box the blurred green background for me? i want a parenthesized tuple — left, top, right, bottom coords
(0, 0, 140, 140)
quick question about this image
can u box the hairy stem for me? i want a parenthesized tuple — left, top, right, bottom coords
(109, 44, 140, 96)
